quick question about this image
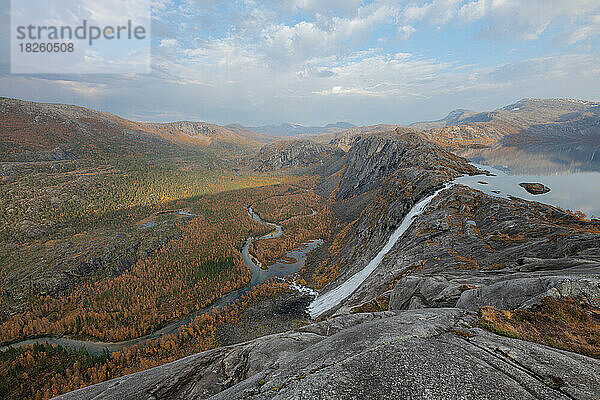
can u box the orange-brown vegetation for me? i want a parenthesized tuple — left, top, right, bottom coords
(251, 189, 321, 223)
(0, 281, 292, 400)
(249, 190, 339, 267)
(1, 183, 322, 344)
(327, 165, 347, 203)
(350, 295, 390, 314)
(0, 98, 264, 160)
(447, 248, 481, 270)
(479, 297, 600, 359)
(386, 260, 428, 290)
(0, 172, 340, 399)
(250, 208, 337, 267)
(308, 217, 358, 289)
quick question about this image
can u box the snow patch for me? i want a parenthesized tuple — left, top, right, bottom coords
(307, 184, 451, 319)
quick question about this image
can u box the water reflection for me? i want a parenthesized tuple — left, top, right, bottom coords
(458, 144, 600, 175)
(456, 163, 600, 218)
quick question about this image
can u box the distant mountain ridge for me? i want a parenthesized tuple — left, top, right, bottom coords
(227, 121, 355, 137)
(409, 109, 486, 130)
(328, 98, 600, 152)
(424, 98, 600, 148)
(0, 98, 267, 161)
(412, 98, 600, 130)
(3, 96, 599, 162)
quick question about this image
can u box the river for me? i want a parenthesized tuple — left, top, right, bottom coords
(1, 208, 322, 355)
(13, 160, 591, 352)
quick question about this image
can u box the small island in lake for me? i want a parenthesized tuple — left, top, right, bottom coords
(519, 182, 551, 195)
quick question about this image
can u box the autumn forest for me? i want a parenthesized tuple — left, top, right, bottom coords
(0, 153, 347, 400)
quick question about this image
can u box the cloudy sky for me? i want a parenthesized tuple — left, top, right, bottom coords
(1, 0, 600, 126)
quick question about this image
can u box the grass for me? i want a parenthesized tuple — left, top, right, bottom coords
(479, 297, 600, 359)
(350, 296, 390, 314)
(450, 329, 475, 339)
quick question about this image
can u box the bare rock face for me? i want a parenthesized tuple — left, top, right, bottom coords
(335, 183, 600, 316)
(253, 139, 344, 172)
(310, 133, 482, 303)
(329, 124, 410, 151)
(334, 132, 479, 201)
(295, 127, 599, 323)
(313, 131, 480, 227)
(56, 309, 600, 400)
(50, 128, 600, 400)
(456, 276, 600, 311)
(389, 276, 464, 310)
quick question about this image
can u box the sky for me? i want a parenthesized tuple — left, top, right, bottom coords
(1, 0, 600, 126)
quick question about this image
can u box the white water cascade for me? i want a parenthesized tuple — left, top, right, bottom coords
(308, 184, 451, 319)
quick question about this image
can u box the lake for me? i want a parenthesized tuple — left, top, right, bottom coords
(456, 161, 600, 218)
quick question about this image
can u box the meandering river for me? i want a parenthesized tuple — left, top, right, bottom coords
(10, 160, 593, 353)
(1, 208, 321, 355)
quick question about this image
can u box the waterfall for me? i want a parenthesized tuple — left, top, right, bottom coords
(308, 184, 450, 319)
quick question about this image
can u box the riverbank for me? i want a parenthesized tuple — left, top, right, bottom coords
(1, 207, 321, 355)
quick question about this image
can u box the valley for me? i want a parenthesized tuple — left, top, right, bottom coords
(0, 97, 599, 400)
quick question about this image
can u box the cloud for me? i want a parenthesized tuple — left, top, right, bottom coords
(285, 0, 364, 16)
(256, 4, 400, 65)
(3, 0, 600, 125)
(0, 76, 111, 101)
(486, 53, 600, 84)
(403, 0, 462, 25)
(398, 25, 416, 40)
(456, 0, 600, 40)
(557, 14, 600, 45)
(159, 38, 178, 48)
(396, 0, 600, 41)
(53, 80, 110, 97)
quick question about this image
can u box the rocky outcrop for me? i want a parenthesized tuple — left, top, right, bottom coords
(253, 139, 343, 172)
(457, 276, 600, 311)
(330, 184, 600, 317)
(519, 182, 551, 195)
(334, 132, 478, 201)
(314, 132, 479, 226)
(301, 127, 599, 319)
(329, 124, 408, 151)
(51, 126, 600, 400)
(387, 267, 600, 314)
(311, 133, 481, 298)
(388, 276, 464, 310)
(56, 309, 600, 400)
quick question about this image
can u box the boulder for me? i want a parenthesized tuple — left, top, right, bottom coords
(457, 276, 600, 311)
(389, 276, 463, 310)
